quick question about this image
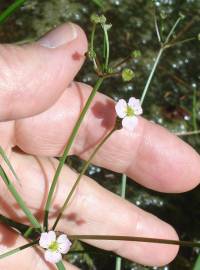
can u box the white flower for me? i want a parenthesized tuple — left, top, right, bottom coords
(39, 231, 72, 264)
(115, 97, 143, 131)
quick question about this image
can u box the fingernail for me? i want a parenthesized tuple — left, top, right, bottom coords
(38, 23, 78, 48)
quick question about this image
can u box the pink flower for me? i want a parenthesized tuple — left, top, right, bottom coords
(115, 97, 143, 131)
(39, 231, 72, 264)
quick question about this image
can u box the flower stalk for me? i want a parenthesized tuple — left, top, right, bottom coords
(43, 77, 104, 231)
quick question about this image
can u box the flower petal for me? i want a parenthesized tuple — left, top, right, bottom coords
(39, 231, 57, 249)
(115, 99, 127, 118)
(57, 234, 72, 254)
(122, 116, 138, 131)
(44, 250, 62, 264)
(39, 232, 51, 249)
(128, 97, 143, 115)
(47, 231, 56, 243)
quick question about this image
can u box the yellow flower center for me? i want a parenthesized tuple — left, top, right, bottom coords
(49, 241, 59, 252)
(126, 106, 134, 117)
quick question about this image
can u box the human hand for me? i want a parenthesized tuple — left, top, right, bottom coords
(0, 23, 200, 269)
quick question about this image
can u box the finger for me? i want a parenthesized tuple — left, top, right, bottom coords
(1, 151, 179, 267)
(14, 82, 200, 192)
(0, 23, 87, 122)
(0, 224, 80, 270)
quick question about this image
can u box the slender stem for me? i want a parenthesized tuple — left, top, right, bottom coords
(44, 77, 104, 231)
(115, 173, 127, 270)
(0, 0, 27, 24)
(121, 174, 127, 199)
(52, 128, 115, 230)
(0, 240, 38, 260)
(193, 88, 198, 131)
(175, 130, 200, 136)
(91, 24, 96, 52)
(91, 0, 104, 8)
(113, 56, 131, 69)
(0, 214, 29, 232)
(166, 37, 196, 49)
(90, 24, 98, 70)
(165, 17, 183, 44)
(154, 10, 161, 43)
(193, 253, 200, 270)
(140, 47, 164, 105)
(0, 146, 20, 183)
(102, 25, 110, 70)
(0, 165, 41, 230)
(56, 260, 66, 270)
(68, 235, 200, 248)
(24, 227, 34, 238)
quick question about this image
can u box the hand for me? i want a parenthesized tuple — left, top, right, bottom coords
(0, 23, 200, 270)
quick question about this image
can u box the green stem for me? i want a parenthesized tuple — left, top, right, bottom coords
(175, 130, 200, 136)
(0, 240, 38, 260)
(165, 37, 196, 49)
(23, 227, 34, 238)
(193, 253, 200, 270)
(102, 25, 110, 70)
(113, 56, 131, 69)
(115, 174, 127, 270)
(154, 10, 161, 43)
(165, 16, 183, 44)
(90, 24, 99, 71)
(0, 165, 41, 230)
(52, 128, 115, 230)
(193, 88, 198, 131)
(68, 235, 200, 248)
(0, 214, 29, 232)
(44, 77, 104, 231)
(0, 146, 20, 183)
(140, 47, 164, 105)
(56, 260, 66, 270)
(90, 24, 96, 54)
(0, 0, 27, 24)
(91, 0, 104, 8)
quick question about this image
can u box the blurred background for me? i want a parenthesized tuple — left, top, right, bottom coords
(0, 0, 200, 269)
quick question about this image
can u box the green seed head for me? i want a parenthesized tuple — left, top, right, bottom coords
(122, 68, 135, 82)
(90, 14, 107, 24)
(131, 50, 141, 58)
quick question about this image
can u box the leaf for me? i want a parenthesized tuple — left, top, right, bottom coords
(0, 146, 20, 183)
(56, 260, 66, 270)
(0, 0, 28, 24)
(0, 165, 41, 230)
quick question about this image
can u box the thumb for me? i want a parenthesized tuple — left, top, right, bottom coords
(0, 23, 88, 121)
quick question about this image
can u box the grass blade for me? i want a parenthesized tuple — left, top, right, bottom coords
(0, 240, 38, 260)
(0, 0, 28, 24)
(56, 260, 66, 270)
(0, 146, 20, 183)
(0, 165, 41, 230)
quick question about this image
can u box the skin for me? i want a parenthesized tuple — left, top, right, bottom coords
(0, 23, 200, 269)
